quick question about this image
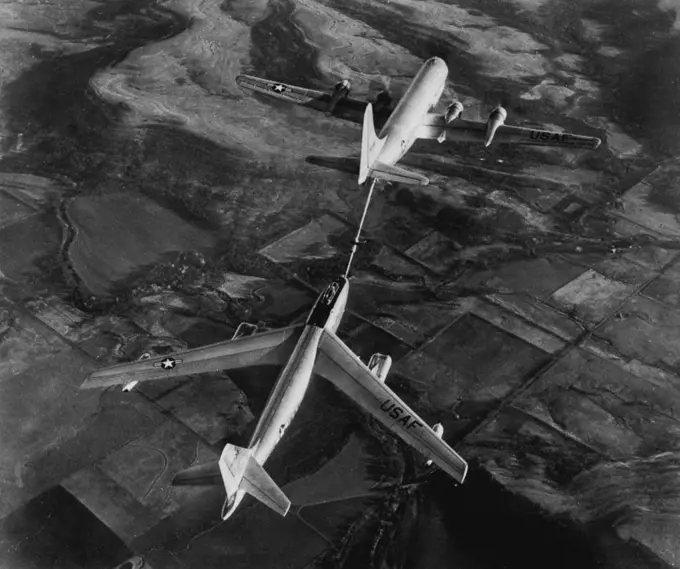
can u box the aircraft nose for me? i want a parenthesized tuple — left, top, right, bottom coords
(428, 57, 448, 77)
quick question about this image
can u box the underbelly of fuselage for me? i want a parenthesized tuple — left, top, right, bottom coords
(248, 325, 323, 463)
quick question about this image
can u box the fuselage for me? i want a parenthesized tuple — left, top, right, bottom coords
(223, 277, 349, 517)
(248, 277, 348, 463)
(376, 57, 448, 166)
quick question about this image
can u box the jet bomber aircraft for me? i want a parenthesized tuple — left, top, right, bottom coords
(81, 189, 468, 521)
(237, 57, 602, 186)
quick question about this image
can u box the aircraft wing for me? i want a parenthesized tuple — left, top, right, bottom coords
(417, 113, 602, 149)
(235, 74, 392, 127)
(81, 325, 303, 389)
(315, 330, 468, 483)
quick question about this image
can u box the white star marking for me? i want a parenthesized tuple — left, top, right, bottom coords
(154, 357, 182, 370)
(272, 84, 286, 93)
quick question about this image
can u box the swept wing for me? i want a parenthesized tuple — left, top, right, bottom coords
(81, 325, 303, 389)
(417, 113, 601, 149)
(235, 75, 392, 127)
(315, 330, 468, 483)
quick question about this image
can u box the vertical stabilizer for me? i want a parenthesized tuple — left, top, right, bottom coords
(219, 444, 251, 498)
(359, 103, 386, 185)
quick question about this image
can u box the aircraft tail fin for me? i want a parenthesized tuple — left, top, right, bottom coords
(370, 162, 429, 186)
(218, 444, 291, 519)
(359, 103, 386, 185)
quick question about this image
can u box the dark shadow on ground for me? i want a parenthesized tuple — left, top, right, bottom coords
(0, 486, 132, 569)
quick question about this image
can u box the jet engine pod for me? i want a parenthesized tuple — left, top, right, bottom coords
(368, 353, 392, 382)
(484, 105, 507, 147)
(433, 423, 444, 438)
(231, 321, 259, 340)
(426, 423, 445, 466)
(444, 100, 464, 123)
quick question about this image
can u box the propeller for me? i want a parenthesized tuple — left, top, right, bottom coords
(326, 79, 352, 116)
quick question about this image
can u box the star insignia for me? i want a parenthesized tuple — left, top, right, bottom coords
(154, 357, 182, 370)
(272, 84, 286, 93)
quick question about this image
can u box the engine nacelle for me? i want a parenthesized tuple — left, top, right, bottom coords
(484, 105, 507, 147)
(437, 100, 465, 143)
(445, 100, 464, 123)
(374, 89, 393, 113)
(368, 353, 392, 383)
(231, 321, 258, 340)
(326, 80, 351, 115)
(334, 79, 351, 97)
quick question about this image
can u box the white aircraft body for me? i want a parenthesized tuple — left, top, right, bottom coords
(236, 57, 602, 186)
(81, 277, 468, 520)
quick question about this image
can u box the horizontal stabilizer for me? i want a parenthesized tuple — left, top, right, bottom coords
(242, 455, 291, 517)
(304, 156, 428, 186)
(173, 462, 222, 486)
(370, 162, 429, 186)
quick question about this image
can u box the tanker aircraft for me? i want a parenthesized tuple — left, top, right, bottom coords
(236, 57, 602, 186)
(81, 190, 468, 521)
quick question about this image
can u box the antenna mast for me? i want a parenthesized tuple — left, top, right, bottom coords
(344, 178, 378, 278)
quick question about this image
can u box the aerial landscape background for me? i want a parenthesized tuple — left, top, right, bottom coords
(2, 0, 680, 567)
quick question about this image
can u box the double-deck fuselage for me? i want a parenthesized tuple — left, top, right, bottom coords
(375, 57, 448, 167)
(222, 277, 349, 518)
